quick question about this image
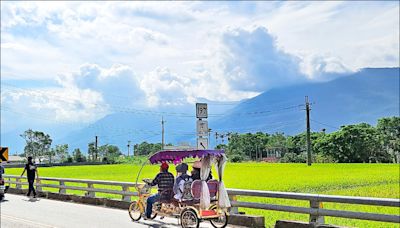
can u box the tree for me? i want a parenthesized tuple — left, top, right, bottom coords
(40, 133, 53, 163)
(377, 117, 400, 163)
(72, 148, 85, 162)
(20, 129, 52, 162)
(314, 123, 386, 163)
(134, 142, 162, 156)
(98, 144, 122, 163)
(55, 144, 69, 163)
(88, 142, 96, 161)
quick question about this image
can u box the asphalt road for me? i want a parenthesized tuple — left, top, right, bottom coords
(0, 194, 240, 228)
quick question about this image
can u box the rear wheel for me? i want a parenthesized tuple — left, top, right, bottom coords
(209, 205, 228, 228)
(180, 208, 199, 228)
(128, 201, 142, 221)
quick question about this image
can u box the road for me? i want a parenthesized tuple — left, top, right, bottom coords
(0, 194, 240, 228)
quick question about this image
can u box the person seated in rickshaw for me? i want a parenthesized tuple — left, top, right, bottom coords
(144, 162, 174, 219)
(173, 163, 193, 201)
(191, 160, 212, 181)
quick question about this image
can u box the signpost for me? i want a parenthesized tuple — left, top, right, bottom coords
(197, 138, 208, 150)
(196, 103, 208, 119)
(196, 103, 209, 149)
(0, 147, 9, 162)
(196, 120, 209, 136)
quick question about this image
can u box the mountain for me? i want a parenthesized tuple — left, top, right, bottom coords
(211, 68, 399, 136)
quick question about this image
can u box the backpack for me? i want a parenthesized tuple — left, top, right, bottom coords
(180, 176, 193, 201)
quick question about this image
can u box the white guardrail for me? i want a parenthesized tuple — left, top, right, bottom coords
(3, 175, 400, 225)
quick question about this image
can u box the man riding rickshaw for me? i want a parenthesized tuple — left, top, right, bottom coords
(128, 149, 230, 228)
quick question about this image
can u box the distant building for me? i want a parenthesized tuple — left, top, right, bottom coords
(7, 155, 25, 164)
(164, 144, 196, 151)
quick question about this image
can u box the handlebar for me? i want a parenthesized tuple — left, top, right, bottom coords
(142, 178, 153, 184)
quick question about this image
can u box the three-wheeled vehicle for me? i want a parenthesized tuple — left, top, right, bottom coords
(128, 149, 231, 228)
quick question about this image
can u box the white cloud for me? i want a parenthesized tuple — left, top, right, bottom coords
(1, 1, 398, 127)
(1, 85, 107, 124)
(262, 1, 399, 74)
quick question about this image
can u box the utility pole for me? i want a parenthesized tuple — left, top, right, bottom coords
(305, 96, 312, 166)
(95, 135, 98, 161)
(161, 116, 165, 150)
(215, 132, 219, 147)
(127, 140, 131, 157)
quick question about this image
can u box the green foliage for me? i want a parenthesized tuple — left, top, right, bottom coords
(376, 116, 400, 163)
(87, 142, 96, 161)
(98, 144, 122, 163)
(314, 123, 390, 163)
(230, 154, 244, 163)
(66, 156, 73, 163)
(223, 117, 399, 163)
(280, 152, 307, 163)
(133, 142, 162, 156)
(115, 155, 148, 165)
(20, 129, 53, 162)
(55, 144, 69, 163)
(72, 148, 86, 163)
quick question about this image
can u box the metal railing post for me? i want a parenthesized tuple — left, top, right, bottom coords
(86, 183, 95, 198)
(59, 181, 66, 194)
(309, 200, 325, 224)
(229, 194, 239, 214)
(15, 177, 22, 189)
(122, 185, 131, 202)
(36, 179, 42, 192)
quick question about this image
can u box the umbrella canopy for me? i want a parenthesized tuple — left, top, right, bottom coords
(149, 150, 225, 164)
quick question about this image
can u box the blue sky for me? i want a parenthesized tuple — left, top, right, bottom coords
(1, 1, 399, 134)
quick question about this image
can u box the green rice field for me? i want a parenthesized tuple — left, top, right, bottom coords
(5, 163, 400, 227)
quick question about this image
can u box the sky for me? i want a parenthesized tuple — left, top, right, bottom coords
(1, 1, 399, 135)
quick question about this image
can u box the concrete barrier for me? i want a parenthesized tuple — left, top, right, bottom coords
(229, 214, 265, 228)
(275, 220, 347, 228)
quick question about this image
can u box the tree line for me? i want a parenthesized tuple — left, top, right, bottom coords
(20, 129, 122, 164)
(222, 117, 399, 163)
(20, 116, 398, 164)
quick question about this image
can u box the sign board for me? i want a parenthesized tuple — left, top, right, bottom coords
(196, 103, 208, 119)
(196, 120, 209, 136)
(0, 147, 9, 161)
(197, 138, 208, 150)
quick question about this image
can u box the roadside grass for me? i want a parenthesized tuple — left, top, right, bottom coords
(5, 163, 399, 227)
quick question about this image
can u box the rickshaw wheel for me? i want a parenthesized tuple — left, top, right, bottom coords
(180, 208, 200, 228)
(209, 205, 228, 228)
(128, 201, 142, 221)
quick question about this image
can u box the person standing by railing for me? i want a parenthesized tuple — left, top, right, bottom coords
(20, 156, 39, 198)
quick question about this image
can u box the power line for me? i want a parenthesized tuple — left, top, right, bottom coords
(2, 83, 304, 118)
(310, 119, 340, 130)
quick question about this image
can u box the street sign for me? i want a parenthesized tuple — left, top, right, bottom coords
(196, 120, 209, 136)
(197, 138, 208, 150)
(0, 147, 9, 161)
(196, 103, 208, 119)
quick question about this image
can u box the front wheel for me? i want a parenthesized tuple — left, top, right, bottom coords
(209, 205, 228, 228)
(180, 208, 199, 228)
(128, 201, 142, 221)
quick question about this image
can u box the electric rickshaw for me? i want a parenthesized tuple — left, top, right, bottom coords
(128, 149, 231, 228)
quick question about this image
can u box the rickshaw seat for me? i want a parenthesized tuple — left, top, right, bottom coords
(207, 180, 219, 199)
(190, 179, 220, 201)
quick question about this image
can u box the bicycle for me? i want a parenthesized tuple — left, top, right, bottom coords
(128, 178, 158, 221)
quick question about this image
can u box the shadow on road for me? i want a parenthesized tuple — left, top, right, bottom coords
(22, 197, 40, 203)
(135, 219, 180, 228)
